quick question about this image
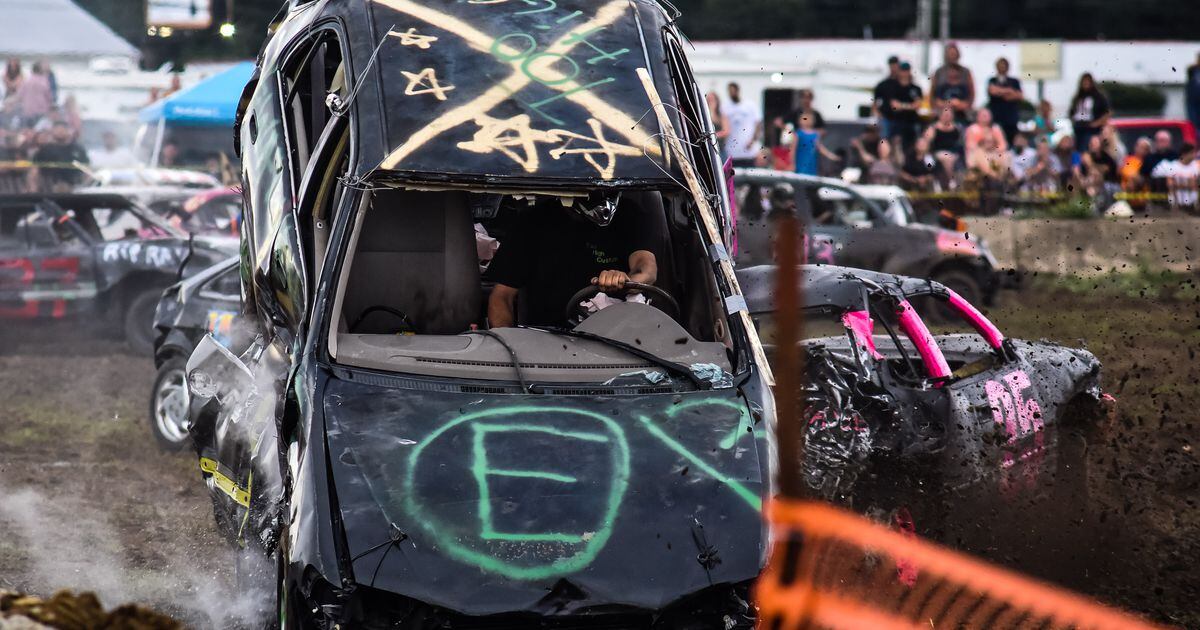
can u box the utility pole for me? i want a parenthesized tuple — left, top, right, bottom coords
(918, 0, 933, 75)
(939, 0, 951, 42)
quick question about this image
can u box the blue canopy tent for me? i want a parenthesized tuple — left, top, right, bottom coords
(135, 62, 255, 169)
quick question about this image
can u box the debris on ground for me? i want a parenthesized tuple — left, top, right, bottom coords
(0, 590, 181, 630)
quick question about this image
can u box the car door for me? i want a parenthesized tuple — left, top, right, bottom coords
(795, 182, 849, 266)
(926, 293, 1047, 492)
(812, 187, 895, 271)
(190, 28, 348, 551)
(0, 202, 94, 319)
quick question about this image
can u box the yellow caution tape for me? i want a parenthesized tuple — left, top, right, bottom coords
(199, 456, 251, 508)
(907, 189, 1176, 202)
(0, 160, 88, 169)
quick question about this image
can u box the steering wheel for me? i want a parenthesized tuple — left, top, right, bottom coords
(351, 305, 415, 334)
(565, 281, 680, 325)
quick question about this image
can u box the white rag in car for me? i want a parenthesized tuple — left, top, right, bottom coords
(581, 292, 647, 315)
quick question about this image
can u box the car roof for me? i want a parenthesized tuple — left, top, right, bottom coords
(848, 183, 907, 198)
(288, 0, 686, 185)
(0, 192, 137, 206)
(738, 264, 945, 314)
(735, 167, 848, 189)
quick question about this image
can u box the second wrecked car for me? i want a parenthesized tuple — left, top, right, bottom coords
(739, 264, 1106, 507)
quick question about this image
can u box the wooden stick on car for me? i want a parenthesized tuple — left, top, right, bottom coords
(636, 67, 775, 386)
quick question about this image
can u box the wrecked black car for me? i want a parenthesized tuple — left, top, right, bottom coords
(738, 264, 1105, 507)
(149, 257, 241, 450)
(0, 192, 234, 352)
(185, 1, 774, 627)
(733, 169, 1003, 310)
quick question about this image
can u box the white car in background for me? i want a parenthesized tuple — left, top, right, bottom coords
(820, 183, 918, 226)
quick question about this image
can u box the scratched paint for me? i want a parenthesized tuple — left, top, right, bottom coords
(327, 392, 764, 582)
(369, 0, 675, 181)
(402, 406, 632, 580)
(100, 242, 183, 268)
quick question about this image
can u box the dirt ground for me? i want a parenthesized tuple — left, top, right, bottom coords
(0, 279, 1196, 628)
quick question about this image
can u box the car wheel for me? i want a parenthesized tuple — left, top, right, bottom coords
(123, 289, 162, 355)
(149, 358, 191, 450)
(929, 269, 982, 323)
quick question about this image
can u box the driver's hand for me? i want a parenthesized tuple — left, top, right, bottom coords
(593, 270, 629, 293)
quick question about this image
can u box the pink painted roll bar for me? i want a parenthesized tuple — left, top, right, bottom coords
(945, 288, 1005, 350)
(896, 299, 952, 380)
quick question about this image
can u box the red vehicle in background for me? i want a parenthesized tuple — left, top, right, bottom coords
(1110, 118, 1197, 150)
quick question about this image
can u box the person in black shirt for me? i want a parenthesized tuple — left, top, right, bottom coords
(901, 136, 938, 192)
(986, 57, 1024, 145)
(878, 62, 923, 153)
(33, 121, 89, 192)
(873, 56, 901, 141)
(1070, 73, 1111, 151)
(487, 193, 662, 328)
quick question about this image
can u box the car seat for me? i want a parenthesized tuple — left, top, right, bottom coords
(343, 189, 481, 335)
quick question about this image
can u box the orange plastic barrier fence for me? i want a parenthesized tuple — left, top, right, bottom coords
(755, 501, 1167, 630)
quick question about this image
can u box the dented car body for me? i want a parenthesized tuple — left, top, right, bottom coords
(185, 1, 772, 628)
(738, 264, 1104, 504)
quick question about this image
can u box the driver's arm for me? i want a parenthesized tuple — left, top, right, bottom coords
(488, 283, 519, 328)
(594, 250, 657, 293)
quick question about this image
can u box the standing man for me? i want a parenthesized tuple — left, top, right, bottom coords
(879, 62, 924, 153)
(1187, 52, 1200, 135)
(724, 82, 762, 168)
(873, 56, 901, 141)
(931, 42, 976, 116)
(987, 57, 1024, 145)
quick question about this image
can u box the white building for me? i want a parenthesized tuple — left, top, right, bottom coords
(688, 38, 1200, 122)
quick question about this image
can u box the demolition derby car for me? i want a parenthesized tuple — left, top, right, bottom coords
(738, 264, 1105, 507)
(185, 0, 773, 627)
(0, 192, 234, 351)
(150, 257, 240, 449)
(733, 169, 1004, 310)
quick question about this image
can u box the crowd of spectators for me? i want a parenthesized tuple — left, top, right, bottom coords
(710, 43, 1200, 214)
(0, 58, 98, 193)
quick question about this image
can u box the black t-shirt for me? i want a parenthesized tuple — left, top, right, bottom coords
(487, 199, 663, 327)
(935, 81, 970, 105)
(874, 78, 899, 110)
(34, 142, 89, 184)
(986, 75, 1023, 126)
(878, 81, 923, 124)
(1071, 92, 1110, 125)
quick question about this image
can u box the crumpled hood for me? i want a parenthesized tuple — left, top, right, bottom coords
(322, 378, 768, 616)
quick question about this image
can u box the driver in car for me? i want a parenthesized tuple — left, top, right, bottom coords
(487, 193, 661, 328)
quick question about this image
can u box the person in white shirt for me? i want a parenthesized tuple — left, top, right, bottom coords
(1008, 133, 1038, 181)
(1167, 142, 1200, 210)
(724, 82, 763, 167)
(89, 131, 136, 170)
